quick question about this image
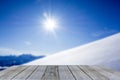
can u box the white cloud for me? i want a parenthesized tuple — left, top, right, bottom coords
(0, 48, 22, 56)
(0, 47, 45, 56)
(24, 41, 32, 46)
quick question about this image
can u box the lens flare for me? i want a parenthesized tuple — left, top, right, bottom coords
(43, 18, 57, 31)
(42, 12, 58, 32)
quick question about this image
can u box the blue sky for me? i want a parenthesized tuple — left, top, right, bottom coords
(0, 0, 120, 55)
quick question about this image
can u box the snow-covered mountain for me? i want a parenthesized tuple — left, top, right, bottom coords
(26, 33, 120, 70)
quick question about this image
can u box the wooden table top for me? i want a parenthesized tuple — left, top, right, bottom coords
(0, 65, 120, 80)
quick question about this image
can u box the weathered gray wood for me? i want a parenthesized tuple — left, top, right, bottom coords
(92, 66, 120, 80)
(0, 65, 120, 80)
(0, 66, 18, 77)
(68, 65, 92, 80)
(79, 65, 109, 80)
(99, 66, 120, 77)
(41, 66, 59, 80)
(0, 66, 28, 80)
(12, 66, 37, 80)
(26, 66, 46, 80)
(59, 66, 75, 80)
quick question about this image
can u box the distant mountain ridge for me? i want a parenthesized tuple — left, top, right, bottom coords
(0, 54, 45, 67)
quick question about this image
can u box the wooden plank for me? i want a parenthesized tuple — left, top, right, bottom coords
(0, 66, 18, 77)
(26, 66, 46, 80)
(0, 65, 120, 80)
(79, 65, 109, 80)
(41, 66, 59, 80)
(99, 66, 120, 77)
(12, 66, 37, 80)
(59, 66, 75, 80)
(0, 66, 28, 80)
(68, 65, 92, 80)
(92, 66, 120, 80)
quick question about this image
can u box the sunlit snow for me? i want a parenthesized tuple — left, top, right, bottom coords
(25, 33, 120, 69)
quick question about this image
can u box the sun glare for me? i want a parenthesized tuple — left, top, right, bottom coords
(43, 18, 57, 31)
(41, 12, 58, 33)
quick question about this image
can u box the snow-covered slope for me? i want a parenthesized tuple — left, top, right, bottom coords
(26, 33, 120, 68)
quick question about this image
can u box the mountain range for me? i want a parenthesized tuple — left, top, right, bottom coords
(0, 54, 44, 69)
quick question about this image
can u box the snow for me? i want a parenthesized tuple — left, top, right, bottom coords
(25, 33, 120, 68)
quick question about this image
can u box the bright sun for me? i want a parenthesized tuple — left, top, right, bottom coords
(43, 18, 57, 31)
(41, 12, 59, 33)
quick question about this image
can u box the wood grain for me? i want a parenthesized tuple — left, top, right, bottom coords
(0, 65, 120, 80)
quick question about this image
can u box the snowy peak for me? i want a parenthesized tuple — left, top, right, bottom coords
(26, 33, 120, 65)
